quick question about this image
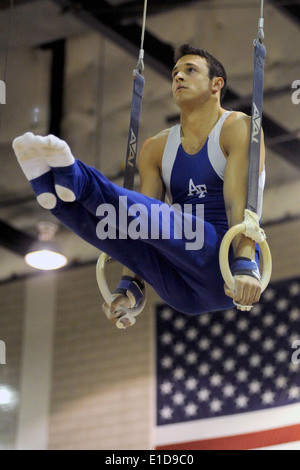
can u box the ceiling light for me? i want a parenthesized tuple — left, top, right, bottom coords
(24, 221, 68, 271)
(0, 385, 18, 410)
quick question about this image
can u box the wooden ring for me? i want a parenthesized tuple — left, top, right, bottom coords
(96, 253, 146, 326)
(219, 223, 272, 293)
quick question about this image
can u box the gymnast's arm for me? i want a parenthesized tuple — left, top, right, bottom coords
(102, 132, 167, 324)
(121, 133, 166, 277)
(222, 112, 265, 308)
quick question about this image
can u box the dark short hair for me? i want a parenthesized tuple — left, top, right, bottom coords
(174, 44, 227, 103)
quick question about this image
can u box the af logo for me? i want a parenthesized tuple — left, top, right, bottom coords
(188, 178, 207, 198)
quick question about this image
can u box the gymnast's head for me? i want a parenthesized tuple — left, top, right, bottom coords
(172, 44, 227, 104)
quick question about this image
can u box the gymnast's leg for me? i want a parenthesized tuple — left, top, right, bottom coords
(12, 133, 203, 312)
(13, 133, 206, 270)
(12, 133, 233, 314)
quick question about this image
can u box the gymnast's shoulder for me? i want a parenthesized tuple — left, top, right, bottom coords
(220, 111, 252, 150)
(222, 110, 255, 136)
(139, 128, 171, 157)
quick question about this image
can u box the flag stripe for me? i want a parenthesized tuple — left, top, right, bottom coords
(155, 277, 300, 450)
(155, 402, 300, 446)
(156, 423, 300, 450)
(257, 441, 300, 450)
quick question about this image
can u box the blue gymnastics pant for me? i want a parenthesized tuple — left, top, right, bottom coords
(31, 159, 234, 315)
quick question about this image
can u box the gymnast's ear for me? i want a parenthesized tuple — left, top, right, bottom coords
(211, 77, 224, 97)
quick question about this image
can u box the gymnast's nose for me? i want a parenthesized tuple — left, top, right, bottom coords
(175, 71, 185, 81)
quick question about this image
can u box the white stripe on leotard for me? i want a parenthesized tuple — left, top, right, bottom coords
(161, 124, 181, 204)
(207, 111, 232, 181)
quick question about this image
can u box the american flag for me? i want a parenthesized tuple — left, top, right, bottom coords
(155, 277, 300, 450)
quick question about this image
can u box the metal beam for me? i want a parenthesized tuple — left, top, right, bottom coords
(52, 0, 175, 79)
(0, 0, 40, 9)
(0, 220, 36, 256)
(271, 0, 300, 25)
(68, 0, 201, 21)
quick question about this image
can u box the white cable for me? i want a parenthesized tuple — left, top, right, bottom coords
(136, 0, 148, 73)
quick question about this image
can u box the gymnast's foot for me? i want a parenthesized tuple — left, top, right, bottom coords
(13, 133, 78, 206)
(28, 134, 77, 203)
(12, 132, 57, 209)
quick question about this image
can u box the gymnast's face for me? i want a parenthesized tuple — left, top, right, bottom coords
(172, 55, 213, 107)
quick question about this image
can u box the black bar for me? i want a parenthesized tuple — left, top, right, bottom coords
(42, 39, 66, 137)
(0, 220, 36, 256)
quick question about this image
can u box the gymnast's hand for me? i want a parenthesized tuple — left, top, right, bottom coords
(224, 274, 262, 311)
(102, 294, 133, 328)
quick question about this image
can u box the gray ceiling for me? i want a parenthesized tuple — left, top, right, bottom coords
(0, 0, 299, 281)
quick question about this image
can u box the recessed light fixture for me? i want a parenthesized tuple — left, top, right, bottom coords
(25, 221, 68, 271)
